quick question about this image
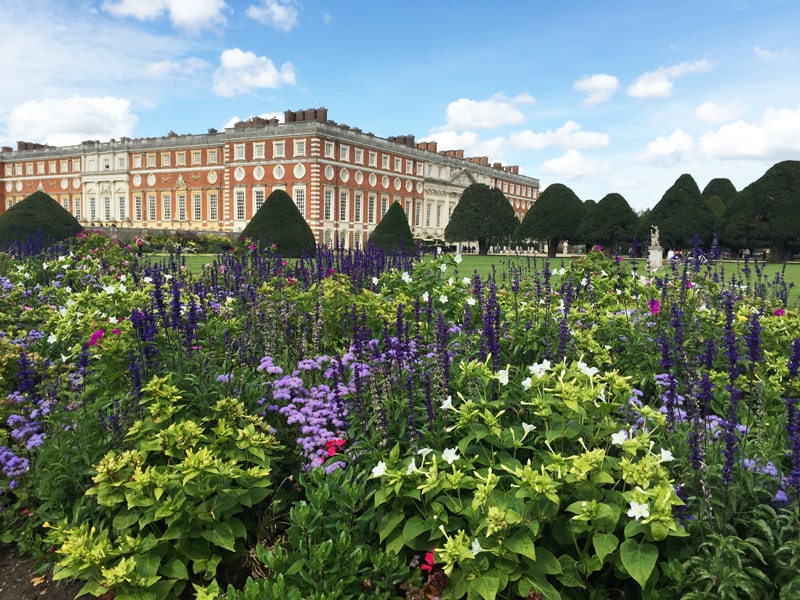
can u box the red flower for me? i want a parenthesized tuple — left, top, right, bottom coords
(421, 550, 435, 572)
(325, 438, 345, 457)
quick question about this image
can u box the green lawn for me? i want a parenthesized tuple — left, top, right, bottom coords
(164, 252, 800, 305)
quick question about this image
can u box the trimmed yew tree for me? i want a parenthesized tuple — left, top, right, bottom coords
(0, 190, 83, 247)
(577, 193, 638, 255)
(645, 174, 715, 250)
(368, 201, 414, 253)
(516, 183, 584, 258)
(240, 189, 316, 257)
(444, 183, 518, 255)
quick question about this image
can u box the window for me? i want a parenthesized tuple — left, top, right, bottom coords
(354, 231, 362, 249)
(60, 160, 68, 173)
(176, 152, 186, 166)
(294, 140, 306, 157)
(415, 200, 421, 226)
(14, 164, 22, 176)
(381, 196, 388, 218)
(103, 196, 111, 221)
(436, 205, 441, 227)
(147, 154, 156, 167)
(208, 192, 218, 221)
(26, 163, 33, 175)
(324, 189, 333, 221)
(368, 151, 377, 167)
(134, 155, 142, 169)
(426, 203, 431, 227)
(382, 155, 389, 170)
(177, 193, 186, 221)
(273, 141, 285, 158)
(117, 157, 126, 169)
(294, 187, 306, 215)
(134, 195, 142, 221)
(3, 164, 10, 176)
(193, 193, 202, 221)
(324, 141, 335, 158)
(234, 144, 245, 160)
(72, 158, 81, 171)
(235, 189, 246, 220)
(416, 162, 424, 176)
(254, 188, 265, 212)
(89, 196, 97, 221)
(61, 197, 69, 211)
(338, 191, 348, 222)
(74, 196, 81, 220)
(353, 192, 362, 223)
(208, 149, 218, 164)
(403, 198, 410, 220)
(162, 193, 172, 221)
(253, 142, 265, 159)
(324, 230, 332, 247)
(394, 157, 401, 172)
(148, 195, 157, 221)
(339, 144, 349, 162)
(37, 162, 44, 174)
(354, 148, 363, 164)
(102, 158, 110, 170)
(49, 161, 56, 174)
(406, 160, 413, 175)
(367, 194, 376, 224)
(192, 151, 201, 165)
(161, 152, 171, 167)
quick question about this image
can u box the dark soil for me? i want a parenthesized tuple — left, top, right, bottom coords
(0, 544, 83, 600)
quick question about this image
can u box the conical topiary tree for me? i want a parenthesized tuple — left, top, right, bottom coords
(0, 190, 83, 248)
(368, 201, 413, 253)
(240, 189, 316, 257)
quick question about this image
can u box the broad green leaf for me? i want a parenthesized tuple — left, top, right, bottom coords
(379, 511, 405, 542)
(620, 539, 658, 589)
(135, 551, 162, 578)
(505, 531, 537, 560)
(113, 509, 139, 531)
(592, 532, 618, 563)
(160, 557, 189, 580)
(470, 572, 500, 600)
(402, 515, 430, 545)
(201, 522, 236, 552)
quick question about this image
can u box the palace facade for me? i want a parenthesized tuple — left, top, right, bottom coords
(0, 108, 539, 248)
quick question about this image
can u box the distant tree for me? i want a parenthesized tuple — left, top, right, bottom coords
(702, 178, 737, 206)
(575, 199, 597, 246)
(240, 189, 316, 257)
(721, 160, 800, 262)
(577, 193, 638, 255)
(516, 183, 585, 258)
(0, 190, 82, 247)
(444, 183, 518, 255)
(368, 201, 413, 253)
(706, 195, 726, 218)
(644, 174, 715, 250)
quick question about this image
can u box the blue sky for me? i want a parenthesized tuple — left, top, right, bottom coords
(2, 0, 799, 211)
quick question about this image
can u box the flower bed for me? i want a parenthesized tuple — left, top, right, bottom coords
(1, 231, 799, 599)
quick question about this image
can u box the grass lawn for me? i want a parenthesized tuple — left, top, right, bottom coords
(163, 252, 800, 305)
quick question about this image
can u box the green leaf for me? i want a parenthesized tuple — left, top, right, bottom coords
(160, 557, 189, 580)
(379, 511, 405, 543)
(505, 531, 537, 561)
(470, 572, 500, 600)
(528, 547, 562, 575)
(592, 532, 618, 563)
(201, 522, 236, 552)
(135, 551, 162, 578)
(620, 539, 658, 589)
(402, 516, 430, 546)
(113, 509, 139, 531)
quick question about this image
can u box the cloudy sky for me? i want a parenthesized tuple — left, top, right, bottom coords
(2, 0, 798, 211)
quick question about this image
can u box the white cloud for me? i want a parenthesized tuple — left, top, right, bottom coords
(627, 59, 713, 98)
(419, 130, 507, 162)
(6, 96, 138, 146)
(442, 93, 534, 130)
(637, 129, 694, 165)
(146, 57, 209, 77)
(509, 121, 609, 151)
(695, 101, 747, 123)
(212, 48, 296, 97)
(247, 0, 299, 32)
(573, 74, 619, 105)
(102, 0, 228, 31)
(541, 149, 612, 178)
(754, 46, 796, 61)
(699, 105, 800, 160)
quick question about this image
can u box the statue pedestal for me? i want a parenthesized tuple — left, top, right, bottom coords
(649, 246, 663, 271)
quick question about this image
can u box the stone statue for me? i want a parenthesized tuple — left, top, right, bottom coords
(650, 225, 660, 248)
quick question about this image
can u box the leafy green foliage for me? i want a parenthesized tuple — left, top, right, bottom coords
(645, 174, 715, 249)
(720, 160, 800, 261)
(444, 183, 518, 255)
(577, 193, 638, 254)
(702, 178, 737, 206)
(369, 201, 414, 253)
(516, 183, 585, 257)
(240, 189, 316, 257)
(0, 190, 82, 247)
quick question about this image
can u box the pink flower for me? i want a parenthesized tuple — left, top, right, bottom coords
(110, 329, 122, 336)
(88, 329, 105, 346)
(775, 308, 786, 316)
(647, 299, 660, 315)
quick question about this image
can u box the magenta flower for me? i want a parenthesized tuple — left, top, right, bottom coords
(647, 299, 660, 315)
(88, 329, 105, 346)
(775, 308, 786, 316)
